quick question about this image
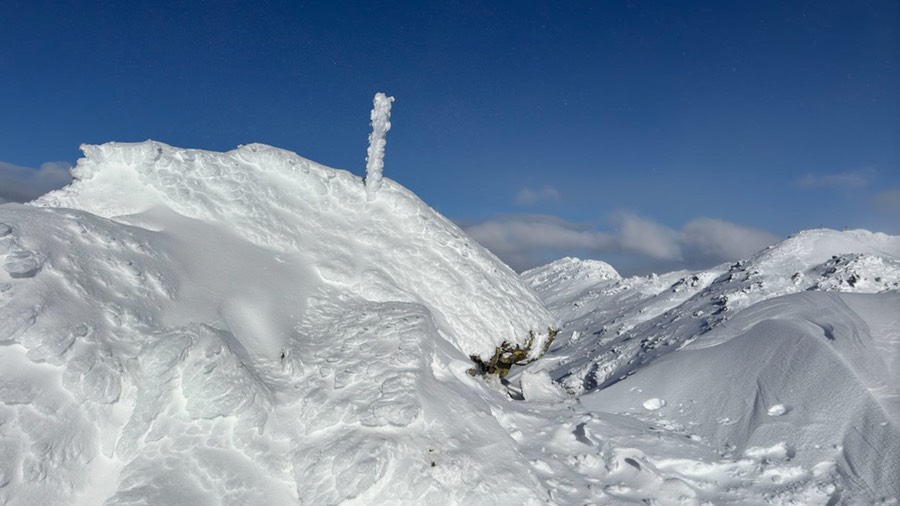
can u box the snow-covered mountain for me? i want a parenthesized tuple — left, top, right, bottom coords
(523, 228, 900, 394)
(521, 229, 900, 501)
(0, 141, 898, 504)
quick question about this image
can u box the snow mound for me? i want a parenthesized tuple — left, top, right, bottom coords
(0, 141, 559, 504)
(34, 140, 555, 357)
(522, 257, 620, 306)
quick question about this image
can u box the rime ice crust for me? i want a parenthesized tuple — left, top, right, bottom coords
(365, 92, 394, 201)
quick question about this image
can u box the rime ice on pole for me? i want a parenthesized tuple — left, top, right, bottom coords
(365, 92, 394, 201)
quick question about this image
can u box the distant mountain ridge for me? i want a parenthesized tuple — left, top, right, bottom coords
(524, 228, 900, 394)
(521, 227, 900, 500)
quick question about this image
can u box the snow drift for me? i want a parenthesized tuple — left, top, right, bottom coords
(0, 141, 555, 505)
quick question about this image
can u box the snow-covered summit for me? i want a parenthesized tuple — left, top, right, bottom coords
(34, 140, 556, 357)
(751, 227, 900, 270)
(523, 257, 620, 290)
(521, 257, 620, 309)
(0, 140, 564, 504)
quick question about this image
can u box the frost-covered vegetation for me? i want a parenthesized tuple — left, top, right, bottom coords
(468, 329, 558, 378)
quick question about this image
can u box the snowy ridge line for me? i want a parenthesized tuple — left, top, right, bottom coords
(525, 228, 900, 396)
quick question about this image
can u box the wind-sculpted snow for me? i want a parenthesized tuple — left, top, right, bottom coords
(34, 141, 555, 357)
(0, 141, 557, 505)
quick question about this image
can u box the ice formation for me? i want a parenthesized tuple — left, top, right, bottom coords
(0, 139, 897, 504)
(365, 92, 394, 201)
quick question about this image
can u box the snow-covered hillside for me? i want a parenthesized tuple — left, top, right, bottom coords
(582, 292, 900, 498)
(521, 229, 900, 501)
(523, 229, 900, 394)
(0, 141, 556, 505)
(1, 141, 898, 504)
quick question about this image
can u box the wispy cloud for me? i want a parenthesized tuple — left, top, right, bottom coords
(873, 189, 900, 213)
(0, 160, 73, 204)
(797, 168, 875, 189)
(461, 212, 780, 274)
(515, 185, 560, 206)
(462, 214, 613, 270)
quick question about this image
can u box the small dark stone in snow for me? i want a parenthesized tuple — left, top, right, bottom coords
(624, 457, 642, 471)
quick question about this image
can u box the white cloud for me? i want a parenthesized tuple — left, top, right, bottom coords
(873, 189, 900, 213)
(461, 212, 780, 274)
(0, 160, 73, 204)
(463, 215, 614, 270)
(797, 169, 874, 189)
(612, 212, 682, 260)
(515, 185, 560, 206)
(681, 217, 780, 265)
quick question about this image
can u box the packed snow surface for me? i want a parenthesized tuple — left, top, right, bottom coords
(1, 141, 898, 504)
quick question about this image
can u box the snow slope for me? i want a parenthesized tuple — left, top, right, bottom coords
(520, 230, 900, 502)
(582, 292, 900, 500)
(0, 141, 556, 505)
(34, 141, 556, 358)
(2, 139, 898, 504)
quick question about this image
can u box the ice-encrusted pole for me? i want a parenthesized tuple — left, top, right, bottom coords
(365, 92, 395, 201)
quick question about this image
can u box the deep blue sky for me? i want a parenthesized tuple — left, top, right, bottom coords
(2, 0, 898, 273)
